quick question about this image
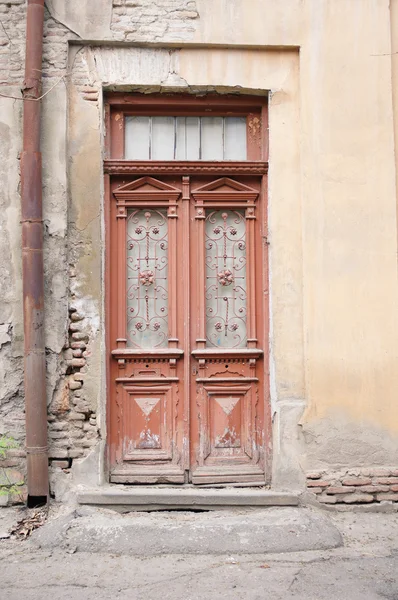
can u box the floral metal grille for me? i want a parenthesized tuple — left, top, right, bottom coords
(205, 210, 247, 348)
(126, 209, 168, 348)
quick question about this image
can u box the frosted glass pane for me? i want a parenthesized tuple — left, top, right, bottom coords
(125, 116, 150, 159)
(186, 117, 200, 160)
(205, 209, 247, 348)
(175, 117, 200, 160)
(201, 117, 223, 160)
(152, 117, 175, 160)
(126, 209, 168, 348)
(125, 115, 248, 160)
(224, 118, 247, 160)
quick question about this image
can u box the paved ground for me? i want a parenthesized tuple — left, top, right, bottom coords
(0, 505, 398, 599)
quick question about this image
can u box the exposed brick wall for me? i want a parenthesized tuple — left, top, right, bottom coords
(111, 0, 199, 42)
(307, 468, 398, 505)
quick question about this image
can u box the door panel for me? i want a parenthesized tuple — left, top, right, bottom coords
(108, 174, 268, 485)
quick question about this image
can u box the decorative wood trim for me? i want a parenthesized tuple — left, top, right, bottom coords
(106, 93, 265, 111)
(113, 176, 181, 203)
(104, 160, 268, 176)
(191, 348, 263, 359)
(112, 348, 184, 358)
(196, 377, 259, 383)
(115, 377, 179, 383)
(191, 177, 259, 204)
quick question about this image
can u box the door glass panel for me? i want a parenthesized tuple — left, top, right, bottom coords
(224, 117, 247, 160)
(205, 209, 247, 348)
(152, 117, 175, 160)
(126, 209, 168, 348)
(125, 116, 248, 160)
(125, 116, 150, 159)
(201, 117, 224, 160)
(175, 117, 200, 160)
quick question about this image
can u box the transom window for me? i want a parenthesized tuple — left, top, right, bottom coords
(125, 116, 247, 161)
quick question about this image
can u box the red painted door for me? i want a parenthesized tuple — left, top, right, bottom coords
(105, 95, 269, 485)
(107, 173, 269, 485)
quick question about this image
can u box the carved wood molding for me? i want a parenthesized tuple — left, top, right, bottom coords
(104, 160, 268, 176)
(112, 348, 184, 359)
(191, 348, 263, 359)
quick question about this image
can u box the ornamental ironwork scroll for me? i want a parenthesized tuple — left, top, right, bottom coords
(126, 209, 168, 348)
(205, 210, 247, 348)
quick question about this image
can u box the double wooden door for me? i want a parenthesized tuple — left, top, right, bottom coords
(108, 173, 269, 485)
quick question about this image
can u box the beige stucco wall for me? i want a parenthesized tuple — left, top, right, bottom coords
(1, 0, 398, 499)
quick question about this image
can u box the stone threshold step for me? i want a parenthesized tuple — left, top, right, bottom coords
(77, 488, 299, 510)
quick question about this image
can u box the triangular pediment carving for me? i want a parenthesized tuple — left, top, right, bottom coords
(191, 177, 258, 203)
(113, 176, 181, 202)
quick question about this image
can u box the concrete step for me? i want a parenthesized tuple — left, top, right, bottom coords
(31, 506, 343, 555)
(77, 487, 299, 511)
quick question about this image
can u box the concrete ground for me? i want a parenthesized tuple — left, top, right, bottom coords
(0, 505, 398, 600)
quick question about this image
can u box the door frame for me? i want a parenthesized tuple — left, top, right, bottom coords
(104, 93, 271, 484)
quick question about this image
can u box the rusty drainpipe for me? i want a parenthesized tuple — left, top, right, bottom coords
(21, 0, 49, 506)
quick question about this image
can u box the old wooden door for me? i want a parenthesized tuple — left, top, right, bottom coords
(106, 95, 270, 485)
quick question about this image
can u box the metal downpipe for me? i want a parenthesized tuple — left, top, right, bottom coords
(21, 0, 49, 506)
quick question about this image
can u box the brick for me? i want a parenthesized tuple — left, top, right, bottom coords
(0, 468, 24, 486)
(68, 449, 84, 458)
(390, 485, 398, 492)
(373, 477, 398, 485)
(342, 478, 371, 486)
(9, 484, 27, 504)
(0, 459, 19, 468)
(48, 449, 69, 459)
(72, 349, 83, 357)
(306, 472, 322, 480)
(49, 431, 68, 440)
(69, 380, 82, 390)
(318, 495, 337, 504)
(341, 493, 374, 504)
(307, 480, 329, 488)
(51, 460, 69, 469)
(71, 341, 86, 349)
(7, 449, 26, 458)
(68, 412, 85, 421)
(69, 358, 86, 368)
(326, 486, 356, 494)
(376, 493, 398, 502)
(357, 485, 389, 493)
(71, 332, 89, 341)
(49, 422, 69, 431)
(362, 467, 392, 477)
(70, 312, 84, 322)
(310, 487, 323, 494)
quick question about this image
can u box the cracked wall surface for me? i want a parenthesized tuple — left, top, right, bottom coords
(0, 0, 398, 504)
